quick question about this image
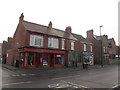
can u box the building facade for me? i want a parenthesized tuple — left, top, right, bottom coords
(5, 13, 93, 68)
(2, 37, 13, 64)
(87, 30, 117, 64)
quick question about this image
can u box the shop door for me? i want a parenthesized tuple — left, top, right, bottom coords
(50, 54, 54, 67)
(36, 53, 42, 66)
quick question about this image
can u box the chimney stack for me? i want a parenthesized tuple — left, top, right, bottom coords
(48, 21, 52, 30)
(105, 35, 108, 39)
(19, 13, 24, 22)
(65, 26, 72, 33)
(87, 29, 93, 38)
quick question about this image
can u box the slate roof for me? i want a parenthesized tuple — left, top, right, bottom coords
(22, 20, 91, 43)
(72, 33, 92, 43)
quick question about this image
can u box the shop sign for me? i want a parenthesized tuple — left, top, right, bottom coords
(56, 55, 61, 57)
(83, 52, 93, 55)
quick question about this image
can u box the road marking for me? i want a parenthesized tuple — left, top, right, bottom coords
(2, 81, 32, 86)
(21, 74, 27, 76)
(61, 80, 88, 88)
(48, 80, 88, 88)
(29, 74, 35, 76)
(12, 74, 20, 76)
(51, 74, 81, 80)
(111, 83, 120, 88)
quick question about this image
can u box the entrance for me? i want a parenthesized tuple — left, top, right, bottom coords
(50, 53, 54, 67)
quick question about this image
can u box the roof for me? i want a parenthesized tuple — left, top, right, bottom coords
(72, 33, 92, 43)
(22, 21, 77, 40)
(22, 20, 91, 43)
(94, 35, 104, 40)
(108, 39, 113, 44)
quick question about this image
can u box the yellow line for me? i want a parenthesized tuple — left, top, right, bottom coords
(112, 83, 120, 88)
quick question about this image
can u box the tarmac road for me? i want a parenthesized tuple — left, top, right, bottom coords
(1, 64, 119, 89)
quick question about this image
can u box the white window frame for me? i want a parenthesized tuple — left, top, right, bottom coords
(90, 45, 92, 52)
(103, 46, 105, 53)
(62, 39, 65, 49)
(48, 37, 58, 48)
(30, 35, 43, 47)
(71, 40, 74, 50)
(84, 44, 87, 51)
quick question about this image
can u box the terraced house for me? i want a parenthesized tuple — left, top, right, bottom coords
(8, 13, 93, 68)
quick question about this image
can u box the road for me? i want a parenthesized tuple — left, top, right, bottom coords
(1, 64, 119, 89)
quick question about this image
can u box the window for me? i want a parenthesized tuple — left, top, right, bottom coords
(90, 45, 92, 52)
(103, 46, 105, 53)
(48, 38, 58, 48)
(30, 35, 43, 47)
(84, 44, 87, 51)
(28, 53, 34, 65)
(20, 53, 24, 64)
(55, 55, 63, 64)
(43, 54, 49, 65)
(24, 53, 27, 66)
(62, 39, 65, 49)
(71, 40, 74, 50)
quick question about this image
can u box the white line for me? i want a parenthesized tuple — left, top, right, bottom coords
(12, 74, 20, 76)
(2, 81, 32, 86)
(61, 80, 88, 88)
(51, 74, 81, 80)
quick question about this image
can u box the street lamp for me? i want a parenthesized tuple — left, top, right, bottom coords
(100, 25, 103, 67)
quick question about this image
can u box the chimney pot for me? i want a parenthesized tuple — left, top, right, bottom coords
(19, 13, 24, 21)
(48, 21, 52, 30)
(65, 26, 72, 33)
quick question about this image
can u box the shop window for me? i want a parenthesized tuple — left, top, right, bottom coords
(28, 55, 34, 65)
(20, 53, 24, 64)
(43, 54, 49, 65)
(39, 54, 42, 65)
(25, 53, 27, 66)
(30, 35, 43, 47)
(48, 38, 58, 48)
(55, 55, 63, 64)
(71, 40, 74, 50)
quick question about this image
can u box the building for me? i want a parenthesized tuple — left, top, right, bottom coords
(0, 43, 2, 63)
(8, 13, 93, 68)
(2, 37, 13, 64)
(87, 30, 109, 64)
(116, 46, 120, 58)
(87, 30, 117, 64)
(108, 38, 117, 59)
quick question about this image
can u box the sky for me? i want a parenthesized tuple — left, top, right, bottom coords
(0, 0, 119, 45)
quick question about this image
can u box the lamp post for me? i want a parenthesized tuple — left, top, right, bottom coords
(100, 25, 103, 67)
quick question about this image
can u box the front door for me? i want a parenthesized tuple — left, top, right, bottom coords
(50, 54, 54, 67)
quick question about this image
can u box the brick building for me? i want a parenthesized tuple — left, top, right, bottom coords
(7, 13, 93, 68)
(2, 37, 13, 64)
(0, 43, 2, 63)
(108, 38, 117, 58)
(87, 30, 117, 64)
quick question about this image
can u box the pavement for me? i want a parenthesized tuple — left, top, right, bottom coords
(2, 63, 116, 75)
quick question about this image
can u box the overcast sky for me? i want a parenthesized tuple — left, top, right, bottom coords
(0, 0, 119, 45)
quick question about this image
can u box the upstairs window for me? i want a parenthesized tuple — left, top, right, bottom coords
(62, 39, 65, 49)
(90, 45, 92, 52)
(71, 40, 74, 50)
(84, 44, 87, 51)
(48, 37, 58, 48)
(30, 35, 43, 47)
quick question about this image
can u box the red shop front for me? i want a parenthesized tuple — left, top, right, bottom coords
(18, 47, 65, 67)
